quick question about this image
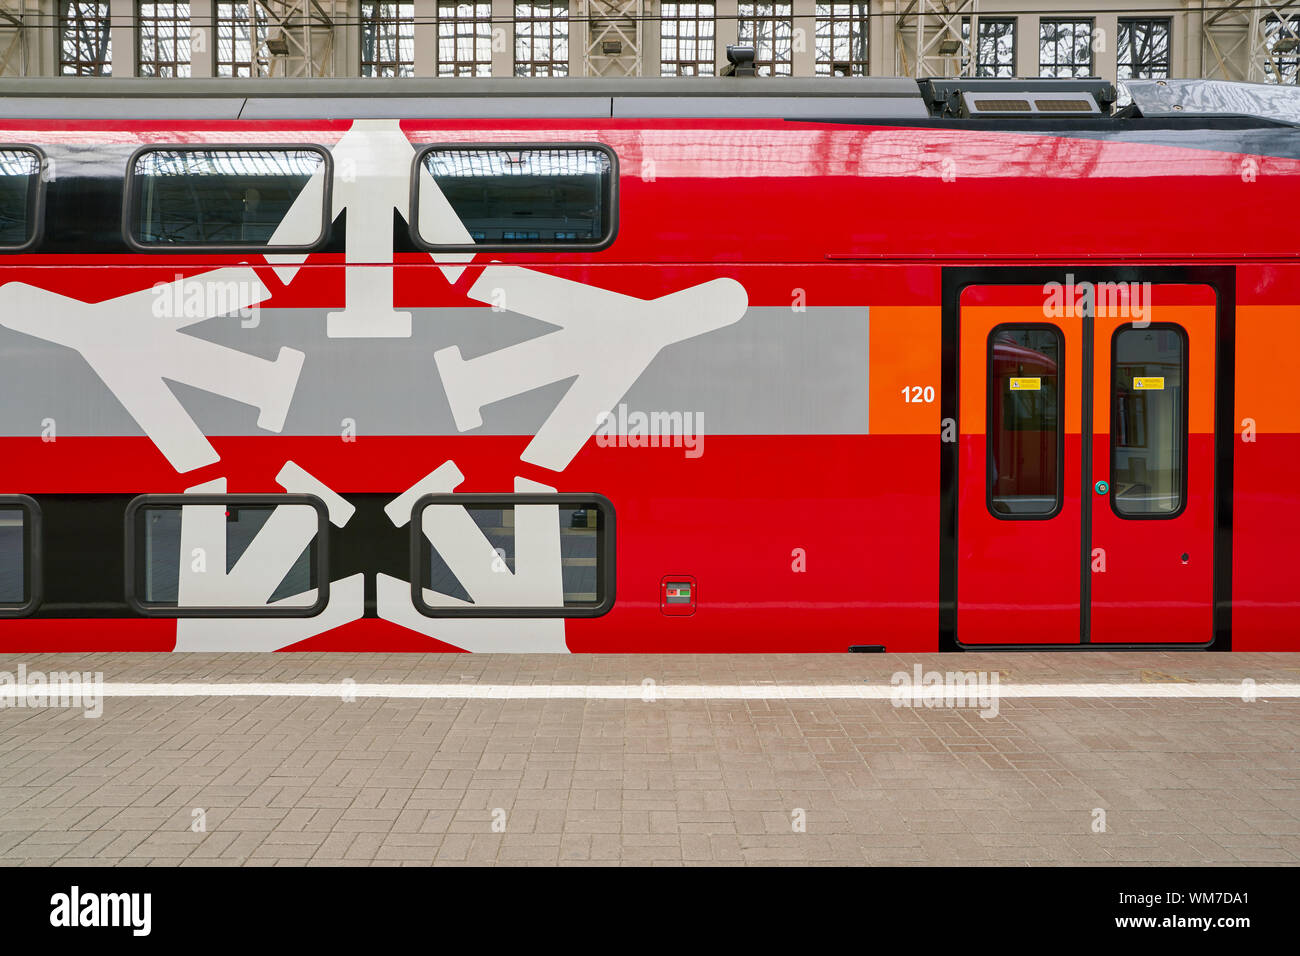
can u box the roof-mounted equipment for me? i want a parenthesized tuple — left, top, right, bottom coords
(919, 78, 1116, 118)
(722, 46, 757, 78)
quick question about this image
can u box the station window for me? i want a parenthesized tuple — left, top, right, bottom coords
(514, 1, 569, 77)
(215, 2, 270, 78)
(0, 148, 42, 249)
(988, 325, 1063, 518)
(962, 17, 1016, 78)
(738, 2, 793, 76)
(59, 1, 113, 76)
(125, 495, 329, 617)
(437, 1, 493, 77)
(127, 147, 329, 250)
(0, 496, 40, 615)
(1263, 16, 1300, 84)
(815, 3, 869, 76)
(1111, 325, 1187, 517)
(415, 145, 615, 250)
(361, 0, 416, 77)
(137, 1, 192, 78)
(1039, 18, 1093, 78)
(660, 2, 717, 77)
(1116, 18, 1171, 106)
(411, 494, 615, 617)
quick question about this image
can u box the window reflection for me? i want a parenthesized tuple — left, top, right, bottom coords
(421, 147, 611, 245)
(132, 148, 324, 246)
(0, 149, 39, 247)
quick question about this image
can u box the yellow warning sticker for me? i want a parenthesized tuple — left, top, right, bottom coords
(1133, 377, 1165, 391)
(1009, 378, 1041, 391)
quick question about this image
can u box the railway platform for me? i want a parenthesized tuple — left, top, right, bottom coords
(0, 651, 1297, 867)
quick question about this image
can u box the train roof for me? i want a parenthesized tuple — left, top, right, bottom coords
(0, 76, 1296, 125)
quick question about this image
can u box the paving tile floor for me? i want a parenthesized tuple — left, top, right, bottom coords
(0, 652, 1297, 866)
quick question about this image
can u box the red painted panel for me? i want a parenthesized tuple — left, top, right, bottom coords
(958, 434, 1083, 643)
(958, 290, 1083, 644)
(0, 435, 941, 653)
(1089, 434, 1215, 643)
(1232, 434, 1300, 650)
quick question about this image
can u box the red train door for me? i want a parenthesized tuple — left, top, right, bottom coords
(957, 283, 1216, 645)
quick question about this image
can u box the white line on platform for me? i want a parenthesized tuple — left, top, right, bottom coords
(1, 681, 1298, 701)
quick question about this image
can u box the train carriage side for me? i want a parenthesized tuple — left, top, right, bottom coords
(0, 78, 1296, 651)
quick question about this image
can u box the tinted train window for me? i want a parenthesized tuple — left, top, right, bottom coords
(126, 495, 327, 616)
(988, 326, 1063, 518)
(1112, 325, 1186, 516)
(0, 148, 41, 247)
(417, 146, 615, 248)
(128, 148, 328, 248)
(0, 497, 39, 614)
(0, 507, 26, 604)
(412, 495, 614, 616)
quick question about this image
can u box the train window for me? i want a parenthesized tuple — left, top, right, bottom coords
(0, 496, 40, 615)
(127, 147, 329, 250)
(410, 494, 615, 617)
(0, 148, 42, 249)
(415, 145, 616, 250)
(125, 494, 329, 617)
(988, 325, 1063, 518)
(1111, 325, 1187, 517)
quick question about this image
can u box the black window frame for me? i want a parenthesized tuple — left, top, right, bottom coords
(136, 0, 193, 78)
(814, 2, 870, 77)
(214, 1, 270, 78)
(437, 0, 494, 77)
(122, 143, 333, 254)
(737, 1, 795, 76)
(962, 16, 1017, 78)
(360, 0, 417, 78)
(124, 493, 330, 618)
(1109, 322, 1190, 521)
(409, 492, 616, 618)
(0, 144, 47, 253)
(0, 495, 42, 618)
(409, 141, 619, 253)
(513, 0, 570, 77)
(660, 1, 718, 77)
(59, 0, 113, 76)
(986, 322, 1066, 521)
(1038, 16, 1095, 78)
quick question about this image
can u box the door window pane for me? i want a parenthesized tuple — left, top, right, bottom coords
(1112, 325, 1186, 516)
(988, 326, 1062, 517)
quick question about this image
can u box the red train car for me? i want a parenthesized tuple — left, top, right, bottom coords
(0, 75, 1295, 652)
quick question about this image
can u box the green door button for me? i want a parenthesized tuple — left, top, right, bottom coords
(1094, 480, 1109, 495)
